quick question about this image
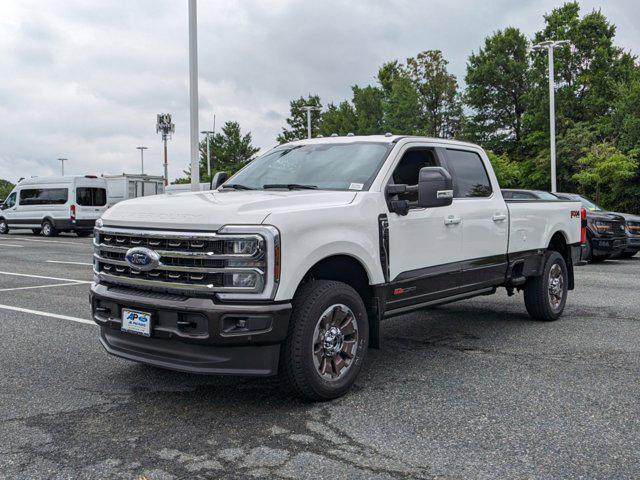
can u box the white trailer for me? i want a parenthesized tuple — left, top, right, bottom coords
(104, 174, 165, 207)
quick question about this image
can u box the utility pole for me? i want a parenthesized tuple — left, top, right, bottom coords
(532, 40, 571, 193)
(302, 105, 321, 139)
(57, 158, 67, 176)
(136, 146, 148, 174)
(200, 130, 214, 178)
(156, 114, 175, 186)
(188, 0, 200, 191)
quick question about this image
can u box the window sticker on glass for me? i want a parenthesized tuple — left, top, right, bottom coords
(349, 183, 364, 191)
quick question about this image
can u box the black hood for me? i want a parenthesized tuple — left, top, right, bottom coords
(612, 212, 640, 222)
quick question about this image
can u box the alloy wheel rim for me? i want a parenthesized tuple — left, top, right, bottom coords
(312, 304, 358, 381)
(43, 224, 50, 235)
(548, 263, 564, 310)
(0, 221, 6, 233)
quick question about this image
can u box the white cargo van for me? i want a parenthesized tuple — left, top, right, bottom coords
(0, 175, 108, 237)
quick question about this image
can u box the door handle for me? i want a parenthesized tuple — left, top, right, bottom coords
(492, 213, 507, 222)
(444, 215, 462, 225)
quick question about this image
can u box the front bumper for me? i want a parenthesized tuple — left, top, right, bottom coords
(624, 236, 640, 253)
(590, 235, 627, 256)
(90, 283, 291, 376)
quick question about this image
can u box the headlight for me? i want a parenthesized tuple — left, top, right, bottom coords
(217, 225, 281, 301)
(224, 238, 259, 255)
(95, 218, 104, 228)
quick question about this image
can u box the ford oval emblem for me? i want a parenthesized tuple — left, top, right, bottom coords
(125, 247, 160, 272)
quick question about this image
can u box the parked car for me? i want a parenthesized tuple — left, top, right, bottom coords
(0, 175, 107, 237)
(555, 193, 627, 262)
(501, 189, 560, 200)
(91, 135, 583, 400)
(611, 212, 640, 258)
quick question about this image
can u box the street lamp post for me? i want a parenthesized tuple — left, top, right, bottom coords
(532, 39, 571, 193)
(302, 106, 322, 139)
(200, 130, 214, 178)
(57, 158, 67, 176)
(188, 0, 200, 191)
(136, 146, 148, 174)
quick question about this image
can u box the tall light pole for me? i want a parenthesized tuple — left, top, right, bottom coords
(136, 146, 148, 174)
(532, 39, 571, 193)
(57, 158, 67, 176)
(156, 114, 175, 186)
(188, 0, 200, 191)
(200, 130, 214, 178)
(302, 105, 321, 139)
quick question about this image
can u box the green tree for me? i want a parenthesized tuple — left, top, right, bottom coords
(486, 151, 522, 188)
(0, 179, 14, 200)
(465, 27, 530, 158)
(609, 66, 640, 152)
(180, 121, 259, 182)
(572, 143, 637, 205)
(351, 85, 384, 134)
(277, 95, 322, 143)
(382, 74, 422, 135)
(319, 101, 358, 137)
(525, 3, 636, 147)
(405, 50, 463, 137)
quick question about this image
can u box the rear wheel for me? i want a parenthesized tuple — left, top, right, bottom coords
(523, 250, 568, 321)
(31, 228, 41, 235)
(280, 280, 368, 401)
(0, 219, 8, 235)
(41, 220, 58, 237)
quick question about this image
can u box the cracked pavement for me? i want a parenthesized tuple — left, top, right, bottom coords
(0, 233, 639, 479)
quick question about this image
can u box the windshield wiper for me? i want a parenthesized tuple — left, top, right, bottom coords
(263, 184, 318, 190)
(221, 183, 254, 190)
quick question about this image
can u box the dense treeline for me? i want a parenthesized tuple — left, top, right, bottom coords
(278, 3, 640, 213)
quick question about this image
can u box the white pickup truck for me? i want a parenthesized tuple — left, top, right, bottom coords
(91, 135, 584, 400)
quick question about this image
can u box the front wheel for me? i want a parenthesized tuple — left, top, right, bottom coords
(0, 219, 8, 235)
(523, 250, 568, 321)
(280, 280, 368, 401)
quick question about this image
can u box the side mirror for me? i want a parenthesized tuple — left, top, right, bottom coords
(417, 166, 453, 208)
(210, 171, 229, 190)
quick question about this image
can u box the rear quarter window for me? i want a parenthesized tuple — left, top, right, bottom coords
(445, 149, 493, 198)
(76, 188, 107, 206)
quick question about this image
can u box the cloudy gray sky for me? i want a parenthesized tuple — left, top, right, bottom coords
(0, 0, 637, 184)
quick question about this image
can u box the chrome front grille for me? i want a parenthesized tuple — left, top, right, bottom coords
(93, 227, 266, 294)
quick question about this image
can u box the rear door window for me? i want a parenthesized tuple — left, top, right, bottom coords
(445, 149, 493, 198)
(76, 188, 107, 206)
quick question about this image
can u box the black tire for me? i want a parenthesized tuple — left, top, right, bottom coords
(280, 280, 368, 401)
(619, 251, 638, 259)
(41, 220, 58, 237)
(76, 231, 91, 237)
(0, 219, 8, 235)
(584, 237, 593, 261)
(523, 250, 568, 322)
(31, 228, 41, 235)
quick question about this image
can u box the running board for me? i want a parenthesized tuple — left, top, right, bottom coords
(383, 287, 496, 318)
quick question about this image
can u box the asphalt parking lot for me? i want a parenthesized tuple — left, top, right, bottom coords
(0, 232, 638, 479)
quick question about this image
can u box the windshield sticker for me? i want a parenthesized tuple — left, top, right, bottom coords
(349, 183, 364, 191)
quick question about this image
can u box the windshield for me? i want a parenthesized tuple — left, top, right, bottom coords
(576, 195, 603, 211)
(224, 142, 392, 191)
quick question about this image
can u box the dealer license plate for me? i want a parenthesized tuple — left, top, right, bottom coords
(121, 309, 152, 337)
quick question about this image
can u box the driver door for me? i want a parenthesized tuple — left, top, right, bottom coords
(384, 144, 464, 312)
(2, 191, 18, 227)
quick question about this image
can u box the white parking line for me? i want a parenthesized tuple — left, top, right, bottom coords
(0, 282, 88, 292)
(0, 244, 25, 248)
(0, 303, 94, 326)
(0, 237, 91, 246)
(46, 260, 93, 266)
(0, 271, 91, 283)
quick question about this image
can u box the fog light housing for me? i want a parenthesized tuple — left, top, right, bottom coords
(225, 272, 258, 288)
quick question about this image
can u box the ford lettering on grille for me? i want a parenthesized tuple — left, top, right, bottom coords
(125, 247, 160, 271)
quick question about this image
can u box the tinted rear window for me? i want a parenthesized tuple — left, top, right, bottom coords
(76, 188, 107, 206)
(19, 188, 68, 205)
(445, 149, 492, 198)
